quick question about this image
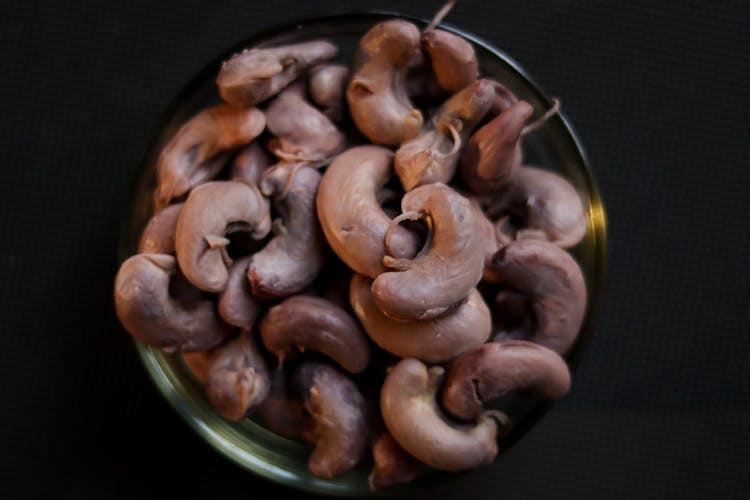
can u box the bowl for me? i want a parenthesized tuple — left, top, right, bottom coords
(117, 12, 607, 496)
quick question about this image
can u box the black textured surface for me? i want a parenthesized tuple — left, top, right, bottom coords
(1, 0, 749, 499)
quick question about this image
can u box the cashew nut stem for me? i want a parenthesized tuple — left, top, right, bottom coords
(317, 145, 420, 278)
(114, 254, 231, 352)
(350, 274, 490, 363)
(154, 104, 266, 210)
(175, 180, 271, 293)
(204, 330, 271, 421)
(216, 40, 338, 106)
(372, 183, 485, 320)
(442, 340, 571, 421)
(380, 358, 498, 472)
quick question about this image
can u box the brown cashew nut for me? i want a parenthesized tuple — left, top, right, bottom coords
(368, 407, 424, 490)
(459, 100, 534, 195)
(490, 166, 588, 248)
(350, 274, 490, 363)
(487, 79, 519, 116)
(395, 79, 495, 190)
(257, 367, 305, 440)
(137, 202, 183, 254)
(154, 104, 266, 210)
(114, 254, 231, 352)
(491, 288, 535, 342)
(218, 255, 264, 329)
(317, 145, 420, 278)
(441, 340, 571, 422)
(488, 239, 587, 355)
(229, 141, 272, 186)
(259, 295, 370, 373)
(294, 362, 368, 479)
(346, 19, 424, 145)
(469, 197, 503, 283)
(264, 83, 345, 164)
(248, 163, 327, 298)
(175, 180, 271, 293)
(422, 28, 478, 93)
(372, 183, 485, 320)
(216, 40, 338, 106)
(204, 330, 271, 421)
(380, 358, 500, 472)
(182, 351, 212, 384)
(309, 63, 349, 120)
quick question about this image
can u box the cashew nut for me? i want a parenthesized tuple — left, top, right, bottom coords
(216, 40, 338, 106)
(114, 254, 231, 352)
(175, 180, 271, 293)
(441, 340, 571, 421)
(204, 330, 271, 421)
(346, 19, 424, 145)
(316, 145, 420, 278)
(294, 362, 367, 479)
(137, 202, 183, 254)
(182, 350, 212, 384)
(372, 183, 485, 320)
(248, 163, 326, 298)
(350, 274, 490, 363)
(259, 295, 370, 374)
(488, 239, 587, 355)
(368, 414, 424, 490)
(422, 28, 478, 93)
(154, 104, 266, 210)
(395, 79, 495, 190)
(309, 63, 349, 120)
(380, 358, 499, 471)
(218, 255, 264, 329)
(229, 141, 272, 186)
(257, 367, 305, 440)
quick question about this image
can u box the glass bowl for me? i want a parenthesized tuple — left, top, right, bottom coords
(117, 12, 607, 497)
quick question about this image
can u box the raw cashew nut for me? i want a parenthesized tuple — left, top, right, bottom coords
(154, 104, 266, 210)
(218, 255, 264, 329)
(294, 362, 367, 479)
(264, 83, 345, 164)
(114, 254, 231, 352)
(259, 295, 370, 373)
(204, 330, 271, 421)
(422, 28, 478, 92)
(441, 340, 571, 421)
(309, 63, 349, 120)
(229, 141, 272, 185)
(346, 19, 424, 145)
(137, 202, 183, 254)
(175, 180, 271, 293)
(490, 166, 588, 248)
(380, 358, 499, 471)
(350, 274, 490, 363)
(395, 79, 495, 190)
(216, 40, 338, 106)
(489, 239, 587, 355)
(248, 163, 327, 298)
(372, 183, 485, 320)
(317, 145, 420, 278)
(459, 100, 533, 195)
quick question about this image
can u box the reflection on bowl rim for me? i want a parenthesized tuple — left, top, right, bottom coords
(117, 11, 607, 497)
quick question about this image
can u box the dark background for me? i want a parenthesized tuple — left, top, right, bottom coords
(1, 0, 748, 498)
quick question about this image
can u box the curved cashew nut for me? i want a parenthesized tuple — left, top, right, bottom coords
(138, 202, 183, 254)
(395, 79, 495, 190)
(309, 63, 349, 120)
(491, 166, 588, 248)
(216, 40, 338, 106)
(489, 239, 587, 355)
(259, 295, 370, 374)
(229, 141, 272, 186)
(294, 362, 368, 479)
(175, 180, 271, 293)
(372, 183, 485, 320)
(346, 19, 424, 145)
(248, 164, 327, 298)
(204, 330, 271, 421)
(264, 83, 345, 164)
(218, 255, 264, 329)
(380, 358, 499, 471)
(154, 104, 265, 210)
(422, 28, 478, 93)
(441, 340, 571, 422)
(458, 100, 533, 195)
(350, 274, 490, 363)
(316, 145, 420, 278)
(114, 254, 231, 352)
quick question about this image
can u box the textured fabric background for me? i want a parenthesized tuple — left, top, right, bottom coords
(1, 0, 748, 498)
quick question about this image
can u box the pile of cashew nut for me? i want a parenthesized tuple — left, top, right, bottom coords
(115, 4, 589, 490)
